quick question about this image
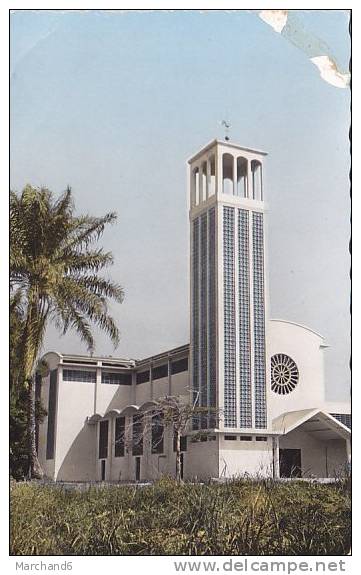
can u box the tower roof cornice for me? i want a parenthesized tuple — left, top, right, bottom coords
(187, 139, 268, 164)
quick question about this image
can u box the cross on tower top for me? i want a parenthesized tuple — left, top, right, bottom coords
(221, 120, 231, 141)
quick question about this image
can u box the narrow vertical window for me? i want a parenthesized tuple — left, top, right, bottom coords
(223, 206, 236, 427)
(132, 414, 143, 456)
(98, 420, 109, 459)
(115, 417, 125, 457)
(252, 212, 267, 428)
(239, 209, 252, 427)
(208, 207, 217, 428)
(151, 414, 164, 454)
(46, 369, 57, 460)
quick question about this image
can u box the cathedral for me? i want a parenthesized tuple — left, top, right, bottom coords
(37, 139, 351, 482)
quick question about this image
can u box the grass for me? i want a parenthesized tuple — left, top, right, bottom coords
(10, 477, 351, 556)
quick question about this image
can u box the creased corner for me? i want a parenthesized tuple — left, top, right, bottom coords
(259, 10, 288, 34)
(258, 10, 350, 89)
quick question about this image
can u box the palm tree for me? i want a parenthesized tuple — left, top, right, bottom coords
(10, 184, 124, 478)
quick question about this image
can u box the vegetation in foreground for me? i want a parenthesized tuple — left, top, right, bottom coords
(11, 477, 350, 556)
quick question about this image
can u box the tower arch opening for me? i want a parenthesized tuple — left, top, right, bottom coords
(237, 157, 248, 197)
(251, 160, 263, 200)
(222, 153, 234, 195)
(193, 167, 200, 206)
(209, 154, 216, 197)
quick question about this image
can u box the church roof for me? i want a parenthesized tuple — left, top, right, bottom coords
(188, 139, 268, 164)
(272, 409, 350, 440)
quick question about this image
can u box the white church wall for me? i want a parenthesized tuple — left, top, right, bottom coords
(108, 423, 184, 481)
(323, 400, 351, 415)
(325, 439, 349, 477)
(279, 428, 327, 477)
(136, 381, 152, 404)
(278, 428, 347, 478)
(133, 369, 189, 404)
(54, 376, 97, 481)
(219, 437, 273, 478)
(268, 320, 326, 421)
(141, 427, 175, 480)
(95, 381, 132, 415)
(170, 371, 190, 397)
(102, 416, 174, 482)
(185, 439, 219, 480)
(152, 376, 169, 400)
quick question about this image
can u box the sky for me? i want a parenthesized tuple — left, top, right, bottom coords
(10, 9, 350, 401)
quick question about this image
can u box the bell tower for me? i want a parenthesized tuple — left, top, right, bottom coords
(188, 139, 268, 431)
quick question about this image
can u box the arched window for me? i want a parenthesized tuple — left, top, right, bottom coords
(237, 157, 248, 197)
(222, 153, 234, 195)
(251, 160, 263, 200)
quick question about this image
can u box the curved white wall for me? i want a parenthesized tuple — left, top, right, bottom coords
(267, 320, 326, 421)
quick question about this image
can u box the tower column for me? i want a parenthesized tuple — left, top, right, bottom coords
(216, 202, 225, 421)
(272, 436, 280, 478)
(247, 161, 253, 199)
(216, 150, 222, 195)
(199, 163, 203, 203)
(191, 168, 195, 207)
(234, 208, 240, 427)
(233, 155, 237, 196)
(206, 158, 211, 200)
(248, 213, 256, 427)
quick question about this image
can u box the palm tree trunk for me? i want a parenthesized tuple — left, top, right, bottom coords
(23, 296, 46, 480)
(27, 376, 43, 479)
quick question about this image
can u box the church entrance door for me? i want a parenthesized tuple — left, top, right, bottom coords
(279, 449, 302, 478)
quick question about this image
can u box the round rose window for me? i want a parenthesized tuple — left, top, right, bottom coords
(271, 354, 299, 395)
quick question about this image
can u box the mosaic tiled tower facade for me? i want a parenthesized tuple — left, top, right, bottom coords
(189, 140, 268, 430)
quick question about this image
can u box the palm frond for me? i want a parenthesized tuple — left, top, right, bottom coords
(52, 186, 73, 217)
(67, 212, 117, 249)
(60, 249, 114, 273)
(72, 275, 124, 303)
(61, 306, 95, 352)
(95, 313, 120, 348)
